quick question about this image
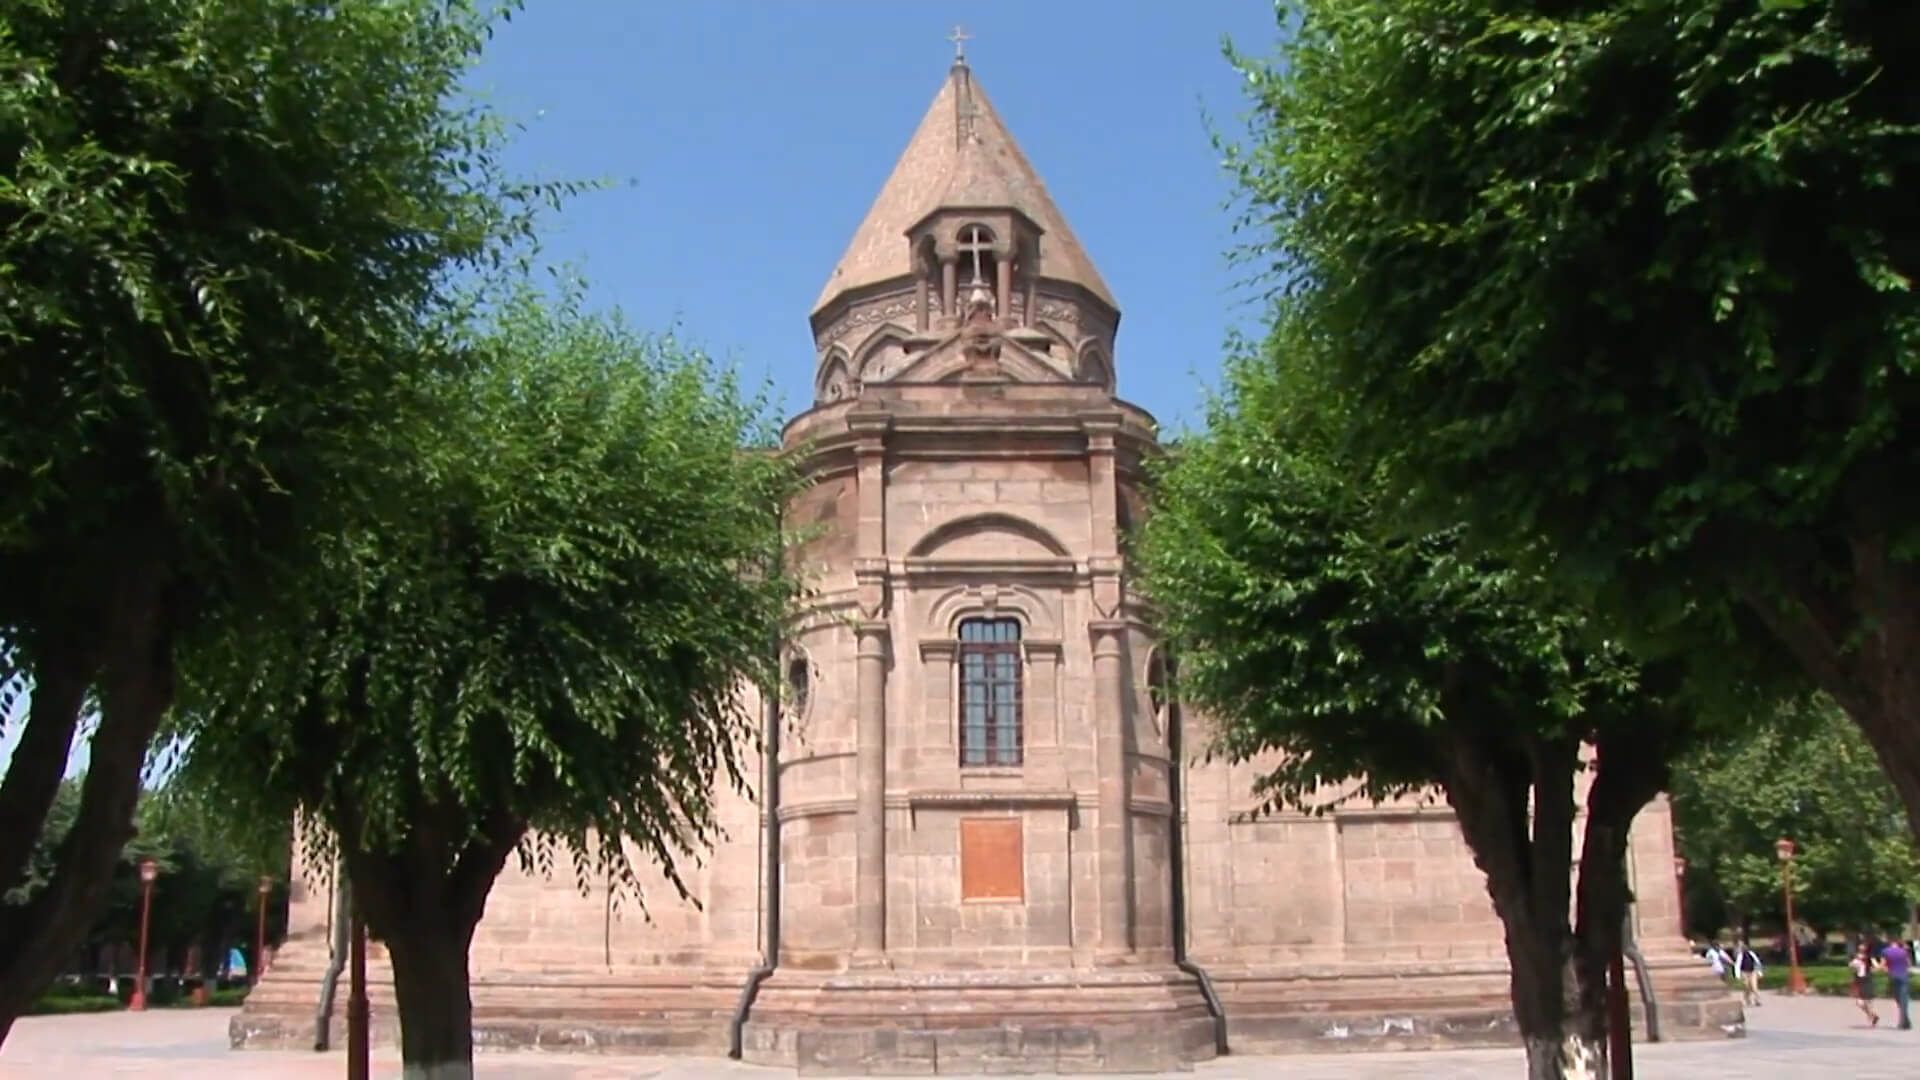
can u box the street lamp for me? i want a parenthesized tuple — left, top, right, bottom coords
(1775, 837, 1808, 994)
(254, 875, 274, 985)
(1672, 856, 1688, 930)
(130, 857, 159, 1011)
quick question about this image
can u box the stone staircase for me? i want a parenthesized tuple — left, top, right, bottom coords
(232, 926, 752, 1055)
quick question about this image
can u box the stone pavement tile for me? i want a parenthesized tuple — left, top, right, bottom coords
(2, 993, 1917, 1079)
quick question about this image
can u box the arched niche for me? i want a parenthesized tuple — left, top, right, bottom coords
(816, 349, 853, 403)
(907, 512, 1071, 563)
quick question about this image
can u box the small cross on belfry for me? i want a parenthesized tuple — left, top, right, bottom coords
(947, 25, 972, 62)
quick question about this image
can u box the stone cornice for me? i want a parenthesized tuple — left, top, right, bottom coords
(901, 557, 1079, 584)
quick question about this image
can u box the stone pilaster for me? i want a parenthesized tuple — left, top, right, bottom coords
(1091, 619, 1134, 958)
(853, 618, 891, 964)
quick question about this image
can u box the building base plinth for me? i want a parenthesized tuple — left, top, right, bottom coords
(739, 966, 1221, 1074)
(1204, 955, 1744, 1054)
(230, 930, 750, 1056)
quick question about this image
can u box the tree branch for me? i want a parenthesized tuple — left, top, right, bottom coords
(445, 805, 524, 931)
(0, 647, 93, 899)
(0, 574, 175, 1035)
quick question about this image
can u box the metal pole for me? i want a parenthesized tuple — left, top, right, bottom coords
(130, 876, 155, 1011)
(1782, 859, 1808, 994)
(347, 902, 370, 1080)
(254, 877, 272, 985)
(1608, 939, 1633, 1079)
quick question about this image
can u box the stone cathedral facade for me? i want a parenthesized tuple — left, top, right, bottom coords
(237, 57, 1737, 1073)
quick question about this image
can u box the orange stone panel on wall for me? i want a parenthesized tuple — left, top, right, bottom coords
(959, 817, 1024, 901)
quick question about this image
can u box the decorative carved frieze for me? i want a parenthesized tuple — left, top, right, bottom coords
(815, 294, 920, 354)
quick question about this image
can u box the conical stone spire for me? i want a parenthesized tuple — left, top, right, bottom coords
(812, 57, 1116, 316)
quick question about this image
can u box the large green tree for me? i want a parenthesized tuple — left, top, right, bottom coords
(1222, 2, 1920, 830)
(173, 285, 801, 1078)
(1672, 695, 1920, 939)
(0, 0, 551, 1035)
(5, 776, 290, 988)
(1138, 356, 1716, 1079)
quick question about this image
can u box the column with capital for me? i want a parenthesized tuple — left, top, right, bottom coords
(850, 420, 891, 967)
(1085, 418, 1135, 957)
(995, 251, 1012, 322)
(852, 617, 890, 964)
(940, 256, 958, 328)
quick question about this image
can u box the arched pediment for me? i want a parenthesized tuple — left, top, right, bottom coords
(925, 582, 1063, 639)
(853, 323, 915, 383)
(1077, 343, 1113, 392)
(907, 512, 1071, 562)
(894, 337, 1067, 384)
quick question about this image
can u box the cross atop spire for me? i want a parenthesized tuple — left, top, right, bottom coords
(810, 56, 1117, 316)
(946, 25, 972, 64)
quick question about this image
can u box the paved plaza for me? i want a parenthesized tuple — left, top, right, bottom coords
(0, 993, 1912, 1078)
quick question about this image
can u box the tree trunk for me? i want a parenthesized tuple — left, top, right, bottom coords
(339, 808, 521, 1080)
(383, 928, 478, 1080)
(1527, 1031, 1606, 1080)
(1438, 732, 1584, 1078)
(0, 578, 175, 1044)
(313, 871, 351, 1051)
(1570, 736, 1670, 1080)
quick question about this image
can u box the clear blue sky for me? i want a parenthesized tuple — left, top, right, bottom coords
(471, 0, 1282, 430)
(0, 1, 1283, 780)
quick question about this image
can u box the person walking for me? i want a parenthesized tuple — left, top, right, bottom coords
(1706, 940, 1731, 983)
(1851, 942, 1881, 1028)
(1881, 938, 1912, 1030)
(1733, 940, 1765, 1006)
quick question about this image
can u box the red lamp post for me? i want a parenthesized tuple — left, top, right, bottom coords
(1672, 856, 1688, 927)
(130, 857, 159, 1011)
(1775, 837, 1808, 994)
(254, 875, 273, 985)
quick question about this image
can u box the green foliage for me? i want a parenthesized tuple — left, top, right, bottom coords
(1673, 696, 1920, 934)
(1759, 961, 1856, 996)
(25, 989, 120, 1015)
(4, 776, 288, 969)
(175, 278, 803, 907)
(1136, 352, 1672, 815)
(0, 0, 555, 654)
(1136, 340, 1711, 1054)
(2, 773, 76, 906)
(0, 0, 566, 1010)
(1220, 0, 1919, 782)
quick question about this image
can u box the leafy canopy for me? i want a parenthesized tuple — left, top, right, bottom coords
(1672, 695, 1920, 935)
(1137, 353, 1655, 814)
(0, 0, 554, 670)
(6, 776, 290, 969)
(1136, 349, 1711, 1059)
(0, 1, 560, 1027)
(173, 280, 802, 900)
(1221, 0, 1917, 701)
